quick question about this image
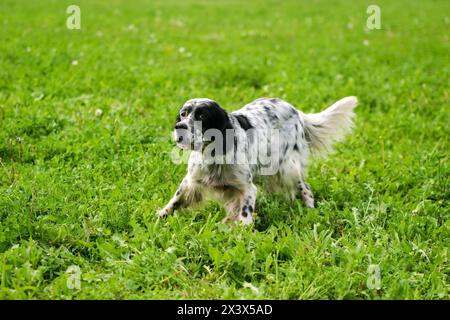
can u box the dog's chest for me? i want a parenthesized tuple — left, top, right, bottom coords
(189, 163, 244, 190)
(194, 164, 230, 185)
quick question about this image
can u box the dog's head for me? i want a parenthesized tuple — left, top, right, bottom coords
(173, 98, 231, 151)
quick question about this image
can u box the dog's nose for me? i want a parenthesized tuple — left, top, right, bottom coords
(175, 123, 187, 130)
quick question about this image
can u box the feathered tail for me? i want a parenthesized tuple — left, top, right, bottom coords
(302, 96, 358, 156)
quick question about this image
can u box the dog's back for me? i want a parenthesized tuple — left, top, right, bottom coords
(231, 96, 357, 200)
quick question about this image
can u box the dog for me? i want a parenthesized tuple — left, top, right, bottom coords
(157, 96, 357, 224)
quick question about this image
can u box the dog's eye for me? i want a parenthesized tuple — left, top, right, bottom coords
(180, 111, 187, 118)
(197, 113, 206, 120)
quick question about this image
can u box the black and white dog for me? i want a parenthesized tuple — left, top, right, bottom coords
(157, 96, 357, 224)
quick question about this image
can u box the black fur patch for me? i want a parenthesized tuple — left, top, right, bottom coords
(193, 100, 234, 155)
(234, 114, 253, 131)
(304, 128, 312, 142)
(242, 205, 248, 217)
(195, 101, 232, 134)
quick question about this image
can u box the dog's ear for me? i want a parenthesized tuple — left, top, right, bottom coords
(201, 100, 232, 132)
(200, 100, 234, 155)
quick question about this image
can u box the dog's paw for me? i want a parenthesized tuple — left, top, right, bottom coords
(238, 215, 254, 225)
(304, 198, 315, 208)
(222, 215, 253, 226)
(156, 208, 169, 218)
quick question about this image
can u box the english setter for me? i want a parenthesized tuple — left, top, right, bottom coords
(157, 96, 357, 224)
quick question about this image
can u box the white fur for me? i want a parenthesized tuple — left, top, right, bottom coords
(158, 96, 357, 224)
(302, 96, 358, 156)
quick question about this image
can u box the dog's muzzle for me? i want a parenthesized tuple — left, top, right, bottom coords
(174, 122, 192, 149)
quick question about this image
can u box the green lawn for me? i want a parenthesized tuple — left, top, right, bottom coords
(0, 0, 448, 299)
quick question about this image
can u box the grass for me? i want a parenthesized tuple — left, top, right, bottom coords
(0, 0, 448, 299)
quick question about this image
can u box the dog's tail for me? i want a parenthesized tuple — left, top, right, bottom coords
(302, 96, 357, 157)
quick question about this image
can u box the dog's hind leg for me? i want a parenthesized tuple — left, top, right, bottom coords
(157, 177, 202, 218)
(298, 180, 315, 208)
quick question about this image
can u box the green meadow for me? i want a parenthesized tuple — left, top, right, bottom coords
(0, 0, 448, 299)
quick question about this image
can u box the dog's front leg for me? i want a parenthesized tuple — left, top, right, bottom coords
(157, 177, 202, 218)
(223, 183, 257, 225)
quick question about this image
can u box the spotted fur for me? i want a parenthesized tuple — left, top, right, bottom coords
(158, 96, 357, 225)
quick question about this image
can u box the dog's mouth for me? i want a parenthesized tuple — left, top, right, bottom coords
(175, 136, 190, 149)
(174, 129, 192, 149)
(175, 125, 211, 150)
(174, 133, 228, 154)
